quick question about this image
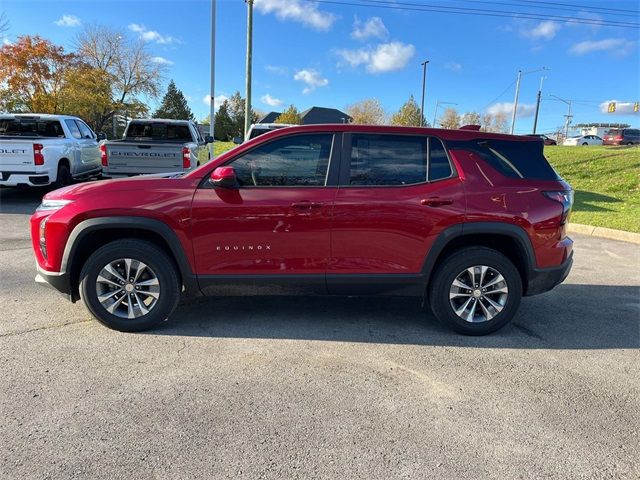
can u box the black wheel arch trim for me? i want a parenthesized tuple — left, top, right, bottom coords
(421, 221, 537, 287)
(61, 216, 199, 299)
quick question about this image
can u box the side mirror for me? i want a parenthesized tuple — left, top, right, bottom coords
(233, 136, 243, 145)
(97, 132, 107, 141)
(204, 135, 214, 144)
(210, 166, 238, 188)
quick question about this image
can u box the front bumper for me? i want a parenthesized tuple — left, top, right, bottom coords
(35, 265, 75, 302)
(525, 252, 573, 296)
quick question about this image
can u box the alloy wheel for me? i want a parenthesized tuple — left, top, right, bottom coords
(449, 265, 509, 323)
(95, 258, 160, 319)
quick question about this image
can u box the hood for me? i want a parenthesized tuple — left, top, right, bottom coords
(43, 172, 189, 201)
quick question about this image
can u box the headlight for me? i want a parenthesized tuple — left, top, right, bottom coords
(39, 217, 48, 259)
(37, 199, 74, 211)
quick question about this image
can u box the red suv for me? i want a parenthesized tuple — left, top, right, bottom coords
(31, 125, 573, 335)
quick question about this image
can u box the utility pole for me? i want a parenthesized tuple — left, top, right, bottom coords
(244, 0, 254, 139)
(510, 69, 522, 135)
(209, 0, 216, 158)
(532, 75, 545, 135)
(420, 60, 429, 127)
(550, 94, 573, 142)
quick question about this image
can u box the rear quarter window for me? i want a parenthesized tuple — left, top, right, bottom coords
(447, 139, 560, 180)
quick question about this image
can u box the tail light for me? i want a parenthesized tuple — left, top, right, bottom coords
(543, 190, 574, 224)
(615, 136, 623, 141)
(100, 144, 108, 166)
(33, 143, 44, 165)
(182, 147, 191, 169)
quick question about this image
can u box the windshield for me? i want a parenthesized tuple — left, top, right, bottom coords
(0, 118, 65, 138)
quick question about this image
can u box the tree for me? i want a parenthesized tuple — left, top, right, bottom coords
(481, 112, 509, 133)
(461, 111, 481, 126)
(390, 95, 426, 127)
(0, 35, 75, 113)
(226, 91, 258, 137)
(153, 80, 194, 120)
(346, 98, 385, 125)
(439, 108, 461, 129)
(275, 105, 302, 125)
(74, 24, 165, 132)
(213, 100, 235, 141)
(58, 64, 113, 129)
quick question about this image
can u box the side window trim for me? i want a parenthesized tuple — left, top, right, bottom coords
(64, 119, 83, 140)
(208, 132, 341, 188)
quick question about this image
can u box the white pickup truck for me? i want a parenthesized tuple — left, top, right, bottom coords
(101, 119, 213, 178)
(0, 114, 104, 188)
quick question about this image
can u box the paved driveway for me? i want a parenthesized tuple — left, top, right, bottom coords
(1, 187, 638, 479)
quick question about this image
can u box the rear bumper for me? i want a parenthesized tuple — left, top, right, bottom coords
(35, 265, 75, 302)
(0, 172, 52, 187)
(525, 252, 573, 296)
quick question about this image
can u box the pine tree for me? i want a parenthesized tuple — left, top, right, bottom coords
(275, 105, 302, 124)
(213, 100, 235, 141)
(153, 80, 194, 120)
(390, 95, 427, 127)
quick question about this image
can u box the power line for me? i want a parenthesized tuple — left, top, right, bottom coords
(480, 79, 516, 111)
(303, 0, 640, 28)
(508, 0, 639, 15)
(453, 0, 635, 18)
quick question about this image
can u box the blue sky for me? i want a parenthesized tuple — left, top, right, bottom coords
(2, 0, 639, 133)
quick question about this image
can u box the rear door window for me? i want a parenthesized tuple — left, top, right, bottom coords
(75, 120, 94, 139)
(448, 139, 560, 180)
(429, 137, 453, 181)
(64, 119, 83, 139)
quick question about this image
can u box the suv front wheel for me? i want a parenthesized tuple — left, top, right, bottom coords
(429, 247, 522, 335)
(79, 239, 181, 332)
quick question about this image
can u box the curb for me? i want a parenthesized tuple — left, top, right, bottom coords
(568, 223, 640, 244)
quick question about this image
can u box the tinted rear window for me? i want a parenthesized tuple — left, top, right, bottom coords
(447, 139, 559, 180)
(126, 122, 192, 142)
(0, 119, 65, 138)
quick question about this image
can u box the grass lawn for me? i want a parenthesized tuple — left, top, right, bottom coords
(544, 145, 640, 232)
(201, 141, 640, 232)
(198, 141, 236, 164)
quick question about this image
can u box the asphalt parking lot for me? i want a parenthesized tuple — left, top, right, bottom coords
(0, 186, 638, 480)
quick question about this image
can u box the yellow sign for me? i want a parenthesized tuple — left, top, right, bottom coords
(608, 102, 616, 113)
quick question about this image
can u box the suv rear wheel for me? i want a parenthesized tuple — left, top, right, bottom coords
(79, 239, 180, 332)
(429, 247, 522, 335)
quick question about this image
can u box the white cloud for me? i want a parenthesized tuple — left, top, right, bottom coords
(337, 41, 415, 73)
(265, 65, 288, 75)
(521, 21, 561, 40)
(569, 38, 636, 56)
(261, 93, 284, 107)
(54, 15, 81, 27)
(254, 0, 337, 31)
(444, 62, 462, 72)
(599, 100, 639, 115)
(2, 38, 12, 46)
(352, 16, 388, 41)
(488, 102, 536, 118)
(151, 56, 174, 65)
(203, 94, 229, 111)
(293, 69, 329, 94)
(128, 23, 178, 45)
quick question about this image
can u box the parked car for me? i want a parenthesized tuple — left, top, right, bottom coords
(31, 124, 573, 336)
(101, 119, 213, 178)
(527, 134, 557, 145)
(237, 123, 296, 144)
(563, 135, 603, 146)
(602, 128, 640, 146)
(0, 114, 104, 188)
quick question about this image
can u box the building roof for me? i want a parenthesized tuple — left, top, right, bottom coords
(258, 111, 281, 123)
(300, 106, 352, 125)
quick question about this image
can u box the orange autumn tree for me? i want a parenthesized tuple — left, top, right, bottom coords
(0, 35, 76, 113)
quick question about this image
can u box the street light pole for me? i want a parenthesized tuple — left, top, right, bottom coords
(510, 69, 522, 135)
(244, 0, 254, 138)
(550, 94, 573, 142)
(209, 0, 216, 158)
(433, 100, 457, 127)
(420, 60, 429, 127)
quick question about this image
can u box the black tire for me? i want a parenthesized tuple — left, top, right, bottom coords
(79, 239, 181, 332)
(53, 163, 72, 188)
(582, 142, 588, 146)
(626, 142, 633, 146)
(428, 247, 522, 335)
